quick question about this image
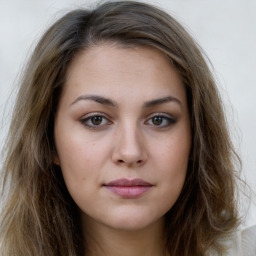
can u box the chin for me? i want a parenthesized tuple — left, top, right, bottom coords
(100, 210, 165, 232)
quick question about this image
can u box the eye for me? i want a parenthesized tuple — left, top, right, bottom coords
(80, 114, 112, 128)
(146, 114, 176, 128)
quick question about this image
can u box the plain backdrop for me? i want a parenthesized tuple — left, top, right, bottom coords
(0, 0, 255, 226)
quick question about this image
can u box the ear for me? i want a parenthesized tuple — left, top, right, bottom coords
(53, 152, 60, 165)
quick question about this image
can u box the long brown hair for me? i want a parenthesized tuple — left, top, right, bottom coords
(0, 1, 241, 255)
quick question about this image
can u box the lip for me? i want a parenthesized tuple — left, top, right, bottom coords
(103, 178, 153, 198)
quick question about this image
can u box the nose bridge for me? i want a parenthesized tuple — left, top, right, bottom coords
(112, 119, 147, 166)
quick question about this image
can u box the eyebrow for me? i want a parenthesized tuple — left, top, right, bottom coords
(143, 96, 182, 108)
(71, 95, 116, 107)
(71, 95, 181, 108)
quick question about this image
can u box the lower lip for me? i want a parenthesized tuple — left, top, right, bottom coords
(104, 186, 152, 198)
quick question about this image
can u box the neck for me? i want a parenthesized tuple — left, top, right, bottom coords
(82, 217, 167, 256)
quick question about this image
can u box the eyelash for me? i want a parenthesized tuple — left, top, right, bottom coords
(80, 113, 112, 129)
(80, 113, 176, 129)
(145, 114, 176, 128)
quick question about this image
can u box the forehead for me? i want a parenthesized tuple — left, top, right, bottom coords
(66, 43, 173, 77)
(61, 43, 186, 106)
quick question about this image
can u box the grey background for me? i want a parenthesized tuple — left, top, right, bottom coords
(0, 0, 255, 226)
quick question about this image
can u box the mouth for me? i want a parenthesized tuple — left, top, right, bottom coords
(103, 178, 153, 198)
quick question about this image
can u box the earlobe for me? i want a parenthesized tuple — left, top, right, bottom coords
(53, 153, 60, 165)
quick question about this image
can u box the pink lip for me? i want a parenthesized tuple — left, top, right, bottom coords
(104, 178, 153, 198)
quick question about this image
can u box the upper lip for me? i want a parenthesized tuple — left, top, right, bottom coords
(104, 178, 153, 186)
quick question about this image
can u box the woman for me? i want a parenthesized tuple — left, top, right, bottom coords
(0, 1, 255, 255)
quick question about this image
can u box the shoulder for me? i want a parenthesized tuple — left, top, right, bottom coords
(208, 225, 256, 256)
(224, 225, 256, 256)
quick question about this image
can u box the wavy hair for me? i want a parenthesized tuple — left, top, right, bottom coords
(0, 1, 240, 255)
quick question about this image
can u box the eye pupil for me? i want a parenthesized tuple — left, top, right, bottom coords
(152, 116, 163, 125)
(91, 116, 102, 125)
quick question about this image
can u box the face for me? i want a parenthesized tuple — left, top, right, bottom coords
(54, 43, 191, 232)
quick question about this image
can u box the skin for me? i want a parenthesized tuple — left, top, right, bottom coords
(54, 43, 191, 256)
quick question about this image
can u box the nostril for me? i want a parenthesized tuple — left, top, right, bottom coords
(116, 159, 143, 165)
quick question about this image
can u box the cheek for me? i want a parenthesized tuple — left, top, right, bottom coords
(153, 131, 190, 203)
(56, 125, 108, 166)
(55, 130, 108, 189)
(55, 139, 106, 210)
(155, 134, 190, 173)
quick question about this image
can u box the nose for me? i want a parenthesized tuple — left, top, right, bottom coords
(111, 123, 147, 167)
